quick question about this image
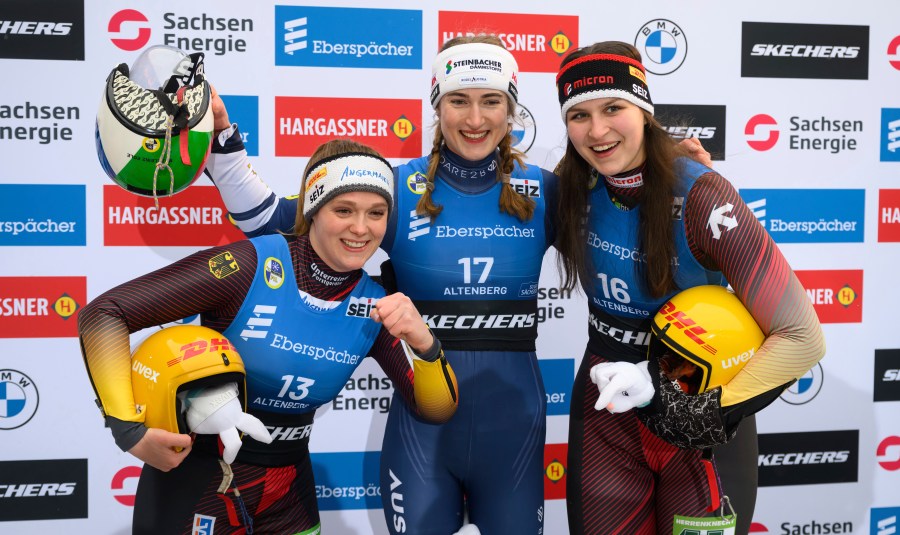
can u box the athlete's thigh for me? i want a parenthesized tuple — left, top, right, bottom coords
(712, 415, 758, 535)
(380, 394, 465, 535)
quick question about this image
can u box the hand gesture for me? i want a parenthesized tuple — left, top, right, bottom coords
(679, 137, 713, 167)
(185, 383, 273, 464)
(128, 427, 193, 472)
(370, 292, 434, 354)
(590, 360, 654, 413)
(209, 84, 231, 133)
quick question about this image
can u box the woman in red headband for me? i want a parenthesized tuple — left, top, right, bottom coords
(554, 41, 825, 535)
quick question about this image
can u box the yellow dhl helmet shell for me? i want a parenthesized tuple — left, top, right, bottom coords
(131, 325, 246, 434)
(650, 285, 764, 394)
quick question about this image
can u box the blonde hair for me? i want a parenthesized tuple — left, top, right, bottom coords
(293, 139, 387, 235)
(416, 35, 535, 222)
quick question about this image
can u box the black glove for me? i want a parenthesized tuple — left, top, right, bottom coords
(635, 357, 738, 450)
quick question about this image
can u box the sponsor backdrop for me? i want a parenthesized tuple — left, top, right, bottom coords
(1, 0, 898, 533)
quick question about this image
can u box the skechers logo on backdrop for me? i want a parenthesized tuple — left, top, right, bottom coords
(757, 430, 858, 486)
(741, 22, 869, 79)
(656, 104, 726, 161)
(0, 0, 84, 60)
(0, 459, 87, 521)
(740, 189, 864, 243)
(275, 6, 421, 69)
(0, 185, 85, 246)
(874, 349, 900, 402)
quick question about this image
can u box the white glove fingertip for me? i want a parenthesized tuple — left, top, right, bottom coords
(219, 427, 242, 465)
(238, 413, 274, 444)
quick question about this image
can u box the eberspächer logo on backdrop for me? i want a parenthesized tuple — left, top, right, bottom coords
(109, 9, 255, 56)
(275, 96, 421, 158)
(438, 11, 577, 73)
(794, 269, 863, 324)
(872, 508, 900, 535)
(757, 430, 858, 487)
(744, 113, 863, 154)
(221, 95, 259, 157)
(780, 362, 824, 405)
(0, 459, 87, 521)
(656, 104, 726, 160)
(0, 369, 39, 430)
(311, 451, 381, 510)
(874, 349, 900, 402)
(0, 185, 85, 246)
(879, 189, 900, 242)
(635, 19, 687, 75)
(741, 22, 869, 80)
(0, 0, 84, 61)
(103, 185, 245, 246)
(880, 108, 900, 162)
(740, 188, 864, 243)
(0, 277, 85, 338)
(538, 359, 574, 416)
(275, 6, 421, 69)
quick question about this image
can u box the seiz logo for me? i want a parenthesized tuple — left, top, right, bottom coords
(168, 338, 235, 367)
(438, 11, 578, 73)
(192, 514, 216, 535)
(509, 177, 541, 198)
(108, 9, 151, 51)
(877, 436, 900, 471)
(239, 305, 276, 341)
(657, 301, 714, 355)
(346, 296, 378, 318)
(745, 114, 779, 151)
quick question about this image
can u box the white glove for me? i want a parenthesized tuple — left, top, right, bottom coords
(590, 361, 655, 413)
(184, 382, 273, 464)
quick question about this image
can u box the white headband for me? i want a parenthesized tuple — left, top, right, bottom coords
(302, 153, 394, 221)
(429, 42, 519, 108)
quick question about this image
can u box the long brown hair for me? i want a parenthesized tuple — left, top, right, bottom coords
(293, 139, 387, 236)
(554, 41, 689, 297)
(416, 34, 535, 222)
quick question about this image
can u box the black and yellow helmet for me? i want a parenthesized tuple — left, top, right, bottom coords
(131, 325, 246, 434)
(649, 285, 764, 394)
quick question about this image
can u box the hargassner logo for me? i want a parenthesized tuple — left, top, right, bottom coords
(0, 185, 85, 246)
(239, 305, 277, 341)
(634, 19, 687, 75)
(0, 459, 87, 521)
(795, 269, 863, 324)
(312, 451, 381, 510)
(656, 104, 726, 160)
(544, 443, 568, 501)
(0, 0, 84, 60)
(879, 189, 900, 242)
(0, 277, 85, 338)
(741, 22, 869, 80)
(275, 6, 421, 69)
(780, 362, 824, 405)
(438, 11, 578, 73)
(881, 108, 900, 162)
(103, 185, 245, 246)
(872, 507, 900, 535)
(874, 349, 900, 402)
(741, 189, 864, 243)
(757, 430, 858, 486)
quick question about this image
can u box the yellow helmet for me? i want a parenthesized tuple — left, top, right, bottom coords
(649, 285, 764, 394)
(131, 325, 246, 434)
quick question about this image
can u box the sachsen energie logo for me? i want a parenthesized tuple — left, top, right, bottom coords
(744, 113, 862, 154)
(0, 277, 85, 338)
(0, 185, 85, 246)
(276, 97, 421, 158)
(741, 188, 864, 243)
(275, 6, 421, 69)
(103, 185, 245, 246)
(438, 11, 577, 73)
(794, 269, 863, 324)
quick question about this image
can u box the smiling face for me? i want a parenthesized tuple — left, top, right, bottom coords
(438, 88, 510, 162)
(565, 97, 647, 177)
(307, 191, 388, 273)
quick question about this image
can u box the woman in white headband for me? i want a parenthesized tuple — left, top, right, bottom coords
(79, 139, 459, 535)
(204, 35, 559, 535)
(554, 41, 825, 535)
